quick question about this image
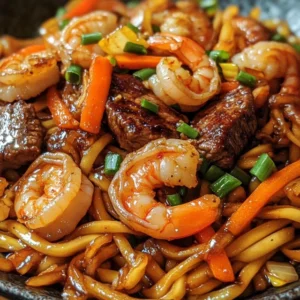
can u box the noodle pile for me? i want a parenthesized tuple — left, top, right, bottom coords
(1, 1, 300, 299)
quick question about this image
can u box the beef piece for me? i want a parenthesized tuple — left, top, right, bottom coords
(191, 86, 257, 169)
(0, 101, 43, 169)
(46, 129, 98, 164)
(106, 74, 186, 152)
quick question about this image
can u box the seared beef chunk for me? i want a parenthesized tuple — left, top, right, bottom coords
(106, 74, 186, 152)
(46, 129, 98, 164)
(0, 101, 43, 169)
(191, 87, 257, 169)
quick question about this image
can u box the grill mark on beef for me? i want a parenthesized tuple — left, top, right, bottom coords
(106, 74, 186, 152)
(0, 101, 44, 170)
(191, 86, 257, 169)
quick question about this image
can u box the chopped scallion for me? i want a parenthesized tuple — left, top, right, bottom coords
(109, 56, 117, 66)
(200, 0, 218, 9)
(177, 123, 199, 139)
(209, 50, 230, 63)
(81, 32, 102, 45)
(65, 64, 82, 84)
(210, 173, 242, 198)
(127, 23, 139, 34)
(230, 166, 251, 186)
(124, 42, 147, 55)
(293, 44, 300, 53)
(170, 104, 181, 111)
(104, 153, 122, 176)
(250, 153, 276, 182)
(59, 19, 70, 31)
(127, 0, 139, 8)
(133, 68, 156, 81)
(179, 187, 187, 197)
(236, 70, 257, 88)
(167, 193, 182, 206)
(199, 155, 210, 175)
(141, 99, 159, 114)
(152, 24, 161, 33)
(55, 7, 66, 18)
(204, 165, 225, 182)
(271, 33, 287, 42)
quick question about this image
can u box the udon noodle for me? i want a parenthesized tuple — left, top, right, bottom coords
(1, 0, 300, 299)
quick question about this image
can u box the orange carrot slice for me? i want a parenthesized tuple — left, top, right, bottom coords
(47, 86, 79, 129)
(80, 56, 112, 134)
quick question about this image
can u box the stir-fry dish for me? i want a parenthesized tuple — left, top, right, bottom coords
(1, 0, 300, 299)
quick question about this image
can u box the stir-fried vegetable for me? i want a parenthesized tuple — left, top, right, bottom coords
(80, 57, 112, 134)
(196, 226, 234, 282)
(47, 86, 79, 129)
(210, 174, 242, 198)
(250, 153, 276, 182)
(114, 54, 162, 69)
(176, 123, 199, 139)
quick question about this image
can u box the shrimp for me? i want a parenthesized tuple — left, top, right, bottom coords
(232, 41, 300, 96)
(0, 47, 60, 102)
(147, 33, 220, 112)
(59, 11, 117, 68)
(108, 138, 220, 240)
(14, 152, 94, 242)
(231, 17, 271, 51)
(153, 2, 215, 50)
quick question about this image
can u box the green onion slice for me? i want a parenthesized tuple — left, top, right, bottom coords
(271, 33, 287, 42)
(127, 23, 139, 34)
(179, 187, 187, 197)
(141, 99, 159, 114)
(127, 0, 139, 8)
(65, 64, 82, 84)
(210, 173, 242, 198)
(59, 19, 70, 31)
(204, 165, 225, 182)
(124, 42, 147, 55)
(133, 68, 156, 81)
(167, 193, 182, 206)
(56, 7, 66, 18)
(152, 24, 161, 33)
(199, 155, 210, 176)
(209, 50, 230, 63)
(177, 122, 199, 139)
(293, 44, 300, 53)
(230, 166, 251, 186)
(236, 70, 257, 88)
(81, 32, 102, 45)
(109, 57, 117, 66)
(250, 153, 276, 182)
(200, 0, 218, 9)
(104, 153, 123, 176)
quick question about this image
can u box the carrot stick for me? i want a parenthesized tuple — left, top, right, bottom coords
(227, 160, 300, 236)
(80, 56, 112, 134)
(220, 81, 239, 94)
(47, 86, 79, 129)
(114, 54, 162, 69)
(196, 226, 234, 282)
(64, 0, 98, 19)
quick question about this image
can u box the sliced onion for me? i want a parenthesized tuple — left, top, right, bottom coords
(266, 261, 299, 287)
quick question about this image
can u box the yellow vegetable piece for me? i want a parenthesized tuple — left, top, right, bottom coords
(99, 26, 148, 55)
(219, 63, 239, 81)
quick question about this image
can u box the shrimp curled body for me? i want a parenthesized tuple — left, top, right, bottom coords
(108, 139, 220, 240)
(59, 11, 117, 68)
(14, 152, 94, 241)
(232, 41, 300, 95)
(0, 49, 59, 102)
(148, 34, 220, 112)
